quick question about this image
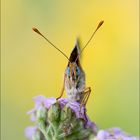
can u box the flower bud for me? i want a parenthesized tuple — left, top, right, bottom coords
(48, 102, 61, 122)
(36, 105, 47, 122)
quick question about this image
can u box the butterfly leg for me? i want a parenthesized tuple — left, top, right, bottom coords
(56, 85, 64, 100)
(80, 87, 91, 107)
(56, 75, 65, 100)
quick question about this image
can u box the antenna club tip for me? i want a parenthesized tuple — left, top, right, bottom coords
(97, 20, 104, 29)
(100, 20, 104, 24)
(32, 27, 41, 35)
(32, 27, 38, 32)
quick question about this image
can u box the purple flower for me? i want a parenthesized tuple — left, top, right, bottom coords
(25, 96, 139, 140)
(43, 97, 56, 108)
(27, 96, 56, 121)
(25, 126, 37, 140)
(96, 130, 109, 140)
(27, 109, 36, 121)
(93, 127, 139, 140)
(28, 95, 87, 121)
(65, 101, 97, 132)
(87, 120, 98, 134)
(33, 95, 46, 108)
(58, 98, 69, 107)
(26, 96, 97, 138)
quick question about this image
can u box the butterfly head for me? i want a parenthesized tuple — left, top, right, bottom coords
(65, 39, 82, 81)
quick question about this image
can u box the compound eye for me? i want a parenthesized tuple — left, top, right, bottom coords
(76, 67, 81, 75)
(66, 67, 70, 76)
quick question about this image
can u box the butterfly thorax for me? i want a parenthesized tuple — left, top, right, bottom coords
(64, 62, 85, 102)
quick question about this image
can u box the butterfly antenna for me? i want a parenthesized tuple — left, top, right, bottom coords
(74, 20, 104, 62)
(81, 20, 104, 53)
(32, 27, 70, 61)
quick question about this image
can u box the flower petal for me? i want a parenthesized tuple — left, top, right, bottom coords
(33, 95, 46, 109)
(44, 97, 56, 108)
(25, 126, 37, 139)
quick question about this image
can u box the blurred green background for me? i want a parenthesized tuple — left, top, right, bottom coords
(1, 0, 139, 140)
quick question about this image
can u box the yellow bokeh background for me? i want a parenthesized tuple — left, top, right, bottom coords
(1, 0, 139, 139)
